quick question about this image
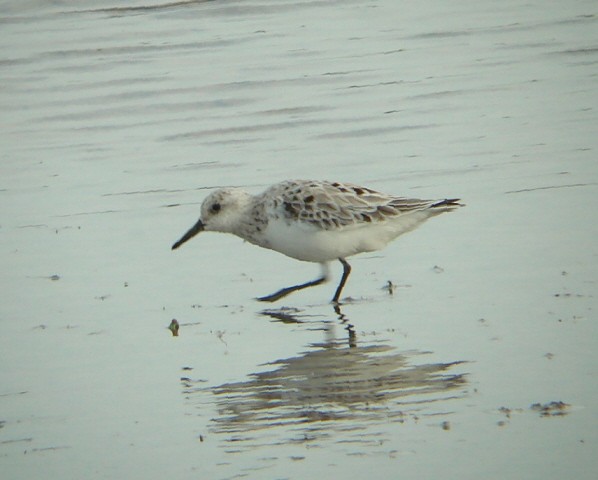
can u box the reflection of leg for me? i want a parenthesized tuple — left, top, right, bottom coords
(332, 258, 351, 303)
(257, 263, 329, 302)
(333, 302, 356, 348)
(259, 308, 304, 323)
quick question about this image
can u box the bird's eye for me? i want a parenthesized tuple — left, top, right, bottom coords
(211, 203, 221, 213)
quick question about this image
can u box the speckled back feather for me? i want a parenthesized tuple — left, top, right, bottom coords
(261, 180, 460, 230)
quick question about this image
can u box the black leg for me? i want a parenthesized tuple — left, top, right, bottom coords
(332, 258, 351, 304)
(257, 263, 330, 302)
(257, 275, 327, 302)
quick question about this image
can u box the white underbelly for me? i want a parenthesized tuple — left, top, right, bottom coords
(261, 214, 429, 263)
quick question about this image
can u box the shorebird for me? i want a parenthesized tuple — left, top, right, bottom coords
(172, 180, 462, 303)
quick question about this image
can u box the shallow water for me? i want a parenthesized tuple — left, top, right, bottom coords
(1, 1, 597, 479)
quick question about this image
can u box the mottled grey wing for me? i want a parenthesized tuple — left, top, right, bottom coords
(267, 180, 449, 230)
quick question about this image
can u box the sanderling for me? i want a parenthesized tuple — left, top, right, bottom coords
(172, 180, 462, 303)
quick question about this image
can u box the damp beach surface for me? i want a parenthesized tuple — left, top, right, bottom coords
(1, 1, 597, 479)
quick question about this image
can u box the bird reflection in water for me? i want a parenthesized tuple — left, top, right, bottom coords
(185, 306, 467, 450)
(261, 303, 357, 347)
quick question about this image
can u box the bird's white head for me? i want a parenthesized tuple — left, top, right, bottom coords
(171, 188, 252, 250)
(199, 188, 252, 234)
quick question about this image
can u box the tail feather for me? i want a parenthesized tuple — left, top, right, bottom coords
(431, 198, 464, 210)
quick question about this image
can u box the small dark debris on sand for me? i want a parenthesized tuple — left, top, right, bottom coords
(168, 319, 180, 337)
(530, 401, 570, 417)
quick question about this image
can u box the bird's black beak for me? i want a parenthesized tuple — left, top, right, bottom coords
(172, 219, 205, 250)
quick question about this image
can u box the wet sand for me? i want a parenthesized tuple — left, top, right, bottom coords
(1, 1, 597, 479)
